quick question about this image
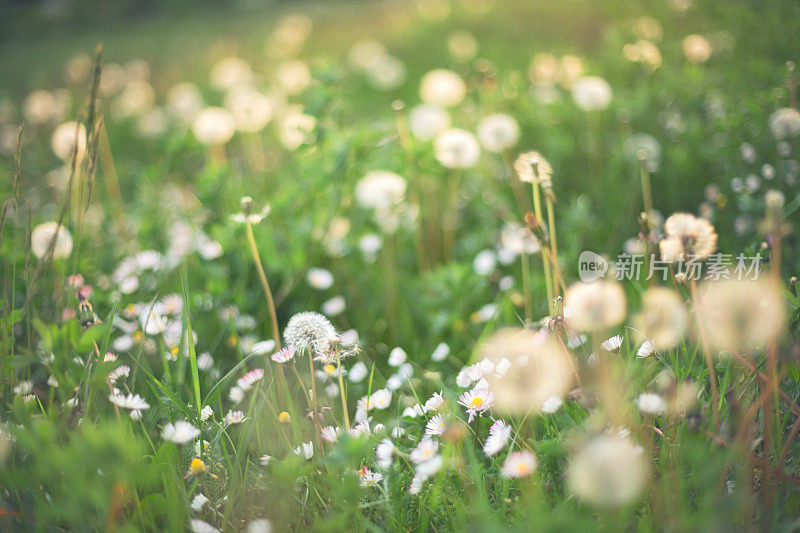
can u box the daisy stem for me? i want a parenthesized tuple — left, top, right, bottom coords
(336, 348, 350, 430)
(244, 220, 281, 351)
(532, 183, 554, 314)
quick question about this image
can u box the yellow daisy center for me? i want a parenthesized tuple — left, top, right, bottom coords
(470, 396, 485, 409)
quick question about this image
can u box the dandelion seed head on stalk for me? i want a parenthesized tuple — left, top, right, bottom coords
(769, 107, 800, 140)
(481, 328, 574, 415)
(696, 278, 786, 353)
(659, 212, 717, 261)
(355, 170, 407, 211)
(477, 113, 520, 153)
(632, 287, 687, 350)
(166, 82, 203, 123)
(284, 311, 357, 363)
(408, 103, 450, 141)
(419, 69, 466, 107)
(564, 280, 626, 332)
(51, 121, 87, 161)
(210, 57, 253, 91)
(31, 222, 73, 260)
(225, 87, 273, 133)
(433, 128, 480, 168)
(567, 434, 649, 508)
(571, 76, 612, 111)
(682, 34, 713, 64)
(192, 107, 235, 146)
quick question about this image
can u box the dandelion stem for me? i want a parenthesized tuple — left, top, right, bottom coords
(244, 221, 281, 351)
(690, 278, 720, 431)
(521, 252, 532, 324)
(545, 197, 564, 296)
(336, 348, 350, 430)
(532, 183, 554, 314)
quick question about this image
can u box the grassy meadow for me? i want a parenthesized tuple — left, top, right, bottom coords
(0, 0, 799, 531)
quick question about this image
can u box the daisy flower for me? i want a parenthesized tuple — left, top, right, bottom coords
(271, 345, 296, 363)
(483, 420, 512, 456)
(109, 392, 150, 411)
(457, 388, 494, 422)
(376, 438, 395, 469)
(223, 410, 247, 425)
(501, 451, 538, 478)
(295, 441, 314, 460)
(357, 467, 384, 487)
(162, 420, 200, 444)
(600, 335, 623, 352)
(410, 438, 439, 464)
(237, 368, 264, 391)
(425, 414, 447, 437)
(321, 426, 342, 444)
